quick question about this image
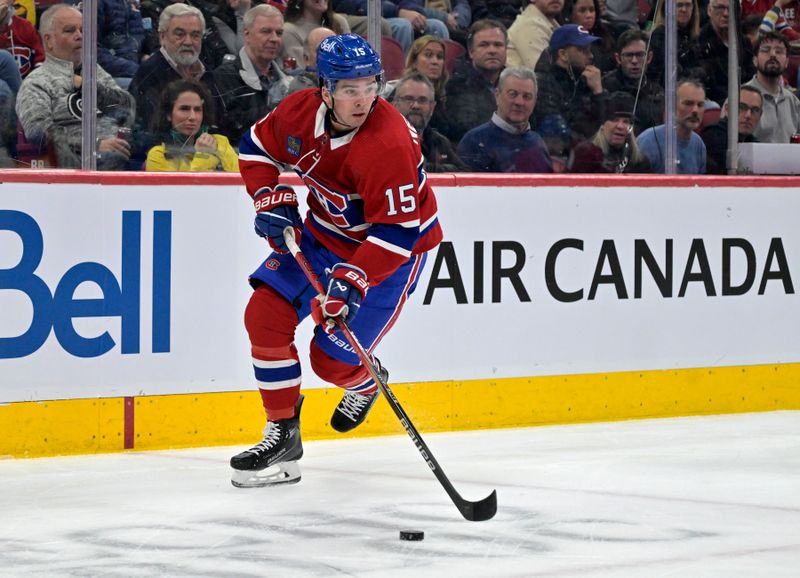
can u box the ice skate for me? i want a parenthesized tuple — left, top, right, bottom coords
(330, 364, 387, 433)
(231, 395, 304, 488)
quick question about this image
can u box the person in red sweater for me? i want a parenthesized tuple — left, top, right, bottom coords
(758, 0, 800, 41)
(0, 0, 44, 78)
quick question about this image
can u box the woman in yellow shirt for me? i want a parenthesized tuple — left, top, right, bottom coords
(145, 79, 238, 172)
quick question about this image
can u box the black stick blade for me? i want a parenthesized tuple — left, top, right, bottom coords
(459, 489, 497, 522)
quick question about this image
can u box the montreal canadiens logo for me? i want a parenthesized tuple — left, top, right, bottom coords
(265, 259, 280, 271)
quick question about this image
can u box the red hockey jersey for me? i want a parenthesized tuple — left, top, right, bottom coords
(238, 88, 443, 285)
(0, 15, 44, 78)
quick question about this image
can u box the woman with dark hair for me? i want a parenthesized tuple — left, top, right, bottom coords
(647, 0, 702, 84)
(145, 79, 238, 172)
(282, 0, 350, 69)
(561, 0, 616, 73)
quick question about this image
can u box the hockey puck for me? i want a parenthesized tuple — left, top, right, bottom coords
(399, 530, 424, 541)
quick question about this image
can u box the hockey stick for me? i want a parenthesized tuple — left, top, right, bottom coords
(283, 228, 497, 522)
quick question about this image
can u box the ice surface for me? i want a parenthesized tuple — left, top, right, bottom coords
(2, 412, 799, 577)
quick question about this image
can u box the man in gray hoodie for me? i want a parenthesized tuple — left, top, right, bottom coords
(16, 4, 134, 169)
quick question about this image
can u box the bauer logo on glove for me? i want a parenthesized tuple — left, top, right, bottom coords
(310, 263, 368, 333)
(252, 185, 303, 254)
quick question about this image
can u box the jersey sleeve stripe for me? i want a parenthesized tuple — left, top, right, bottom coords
(239, 130, 286, 170)
(396, 219, 422, 228)
(369, 222, 418, 251)
(309, 212, 361, 244)
(420, 214, 438, 233)
(364, 235, 412, 258)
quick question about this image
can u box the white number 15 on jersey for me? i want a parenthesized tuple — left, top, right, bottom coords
(384, 184, 416, 216)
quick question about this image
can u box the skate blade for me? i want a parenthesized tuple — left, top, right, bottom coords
(231, 461, 301, 488)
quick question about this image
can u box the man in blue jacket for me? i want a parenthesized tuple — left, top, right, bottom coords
(69, 0, 144, 87)
(457, 66, 553, 173)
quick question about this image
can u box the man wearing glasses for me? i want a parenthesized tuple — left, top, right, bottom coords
(602, 28, 665, 135)
(129, 4, 219, 147)
(744, 31, 800, 142)
(701, 86, 763, 174)
(392, 72, 468, 172)
(693, 0, 755, 105)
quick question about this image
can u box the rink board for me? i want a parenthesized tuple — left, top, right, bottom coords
(1, 172, 799, 457)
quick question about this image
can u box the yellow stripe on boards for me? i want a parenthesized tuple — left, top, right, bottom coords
(1, 363, 798, 458)
(0, 398, 125, 459)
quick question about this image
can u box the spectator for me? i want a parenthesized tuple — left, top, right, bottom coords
(692, 0, 755, 106)
(214, 4, 290, 146)
(744, 31, 800, 142)
(469, 0, 524, 29)
(440, 18, 506, 144)
(534, 23, 606, 143)
(67, 0, 145, 88)
(323, 1, 392, 47)
(16, 4, 134, 169)
(286, 26, 335, 94)
(701, 86, 762, 174)
(424, 0, 472, 45)
(384, 35, 450, 131)
(392, 72, 468, 171)
(400, 34, 449, 99)
(140, 0, 230, 71)
(129, 4, 219, 151)
(602, 28, 664, 134)
(0, 49, 19, 163)
(571, 91, 651, 173)
(760, 0, 800, 42)
(457, 67, 553, 172)
(603, 0, 638, 34)
(742, 14, 765, 49)
(146, 79, 238, 171)
(506, 0, 562, 70)
(206, 0, 251, 61)
(282, 0, 349, 72)
(648, 0, 701, 87)
(332, 0, 448, 53)
(562, 0, 616, 73)
(0, 0, 44, 78)
(637, 78, 707, 174)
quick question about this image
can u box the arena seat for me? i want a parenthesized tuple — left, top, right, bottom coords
(443, 38, 466, 74)
(381, 37, 406, 81)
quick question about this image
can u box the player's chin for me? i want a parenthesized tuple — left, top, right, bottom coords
(349, 114, 369, 126)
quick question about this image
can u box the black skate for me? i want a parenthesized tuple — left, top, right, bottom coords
(330, 364, 387, 433)
(231, 395, 304, 488)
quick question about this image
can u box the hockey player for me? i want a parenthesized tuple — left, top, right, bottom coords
(231, 33, 443, 488)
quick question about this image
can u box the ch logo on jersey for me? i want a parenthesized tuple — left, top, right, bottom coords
(304, 177, 360, 229)
(287, 135, 302, 156)
(8, 46, 33, 77)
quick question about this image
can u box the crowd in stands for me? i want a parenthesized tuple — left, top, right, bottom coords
(3, 0, 800, 174)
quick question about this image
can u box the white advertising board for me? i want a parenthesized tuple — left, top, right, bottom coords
(1, 181, 798, 402)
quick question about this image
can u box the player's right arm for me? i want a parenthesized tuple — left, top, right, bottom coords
(237, 112, 286, 197)
(238, 111, 303, 253)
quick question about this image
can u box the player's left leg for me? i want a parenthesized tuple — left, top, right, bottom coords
(311, 252, 427, 432)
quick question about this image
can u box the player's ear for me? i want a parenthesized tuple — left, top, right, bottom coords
(321, 86, 333, 108)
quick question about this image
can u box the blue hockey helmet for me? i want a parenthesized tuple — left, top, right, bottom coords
(316, 34, 383, 93)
